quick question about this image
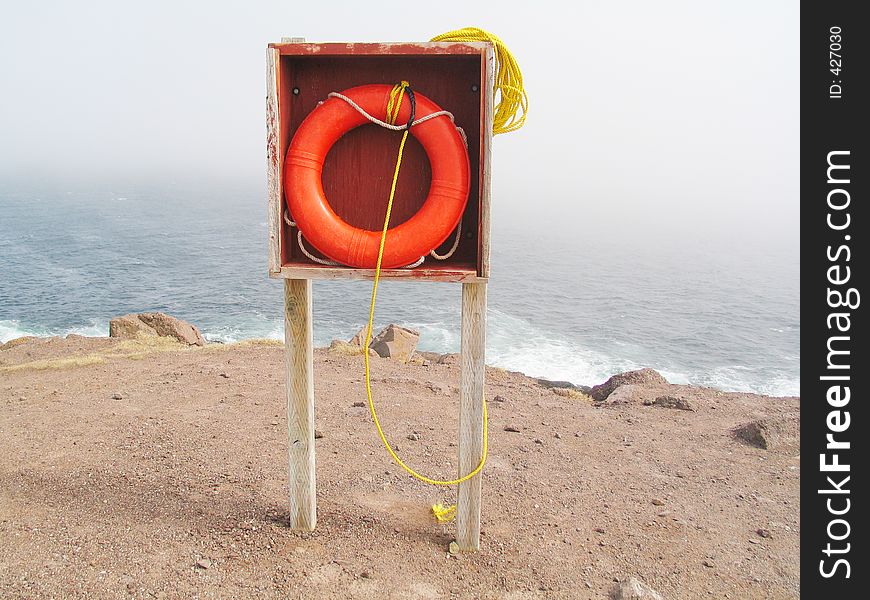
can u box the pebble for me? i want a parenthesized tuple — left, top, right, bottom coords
(614, 576, 664, 600)
(492, 395, 507, 403)
(554, 432, 561, 439)
(352, 401, 366, 407)
(448, 541, 460, 555)
(314, 430, 324, 439)
(703, 560, 715, 568)
(111, 393, 123, 400)
(534, 438, 544, 445)
(651, 498, 665, 506)
(360, 571, 371, 579)
(219, 373, 230, 378)
(594, 527, 605, 534)
(504, 425, 521, 433)
(271, 421, 279, 426)
(195, 558, 212, 569)
(756, 528, 772, 538)
(407, 433, 420, 441)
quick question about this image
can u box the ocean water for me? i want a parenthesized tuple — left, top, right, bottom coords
(0, 181, 799, 396)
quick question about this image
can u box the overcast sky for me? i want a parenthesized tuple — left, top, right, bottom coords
(0, 0, 798, 244)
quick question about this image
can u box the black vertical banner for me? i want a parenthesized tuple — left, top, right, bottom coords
(802, 3, 868, 596)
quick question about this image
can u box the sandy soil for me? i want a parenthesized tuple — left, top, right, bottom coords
(0, 335, 799, 599)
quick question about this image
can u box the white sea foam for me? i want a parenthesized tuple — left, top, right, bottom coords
(701, 365, 800, 397)
(0, 319, 107, 343)
(0, 320, 32, 344)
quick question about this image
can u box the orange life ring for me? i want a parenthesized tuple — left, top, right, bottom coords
(284, 84, 470, 269)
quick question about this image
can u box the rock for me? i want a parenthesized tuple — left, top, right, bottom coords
(504, 425, 521, 433)
(590, 368, 667, 402)
(733, 421, 769, 449)
(136, 313, 205, 346)
(448, 541, 460, 555)
(348, 327, 369, 347)
(407, 433, 420, 441)
(651, 498, 665, 506)
(437, 353, 460, 365)
(613, 577, 664, 600)
(643, 395, 693, 411)
(314, 430, 324, 439)
(369, 325, 420, 362)
(733, 416, 799, 451)
(533, 438, 544, 445)
(195, 558, 212, 569)
(703, 560, 715, 568)
(415, 351, 443, 364)
(111, 393, 123, 400)
(426, 382, 450, 395)
(109, 312, 205, 346)
(219, 372, 230, 378)
(492, 395, 507, 403)
(535, 378, 578, 389)
(352, 401, 366, 408)
(109, 314, 156, 339)
(554, 432, 561, 439)
(756, 528, 771, 538)
(0, 336, 37, 351)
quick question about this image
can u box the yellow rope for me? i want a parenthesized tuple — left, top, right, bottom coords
(366, 28, 529, 522)
(430, 27, 528, 135)
(363, 83, 489, 522)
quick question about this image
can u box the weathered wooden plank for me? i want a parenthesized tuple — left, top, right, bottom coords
(478, 45, 495, 279)
(284, 278, 316, 530)
(278, 264, 486, 283)
(457, 281, 487, 550)
(266, 47, 282, 276)
(269, 42, 489, 56)
(271, 43, 491, 279)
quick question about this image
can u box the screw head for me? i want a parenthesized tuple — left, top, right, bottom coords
(471, 84, 479, 92)
(292, 87, 300, 95)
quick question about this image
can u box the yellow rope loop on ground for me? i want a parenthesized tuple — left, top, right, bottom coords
(431, 503, 457, 523)
(430, 27, 528, 134)
(363, 83, 489, 519)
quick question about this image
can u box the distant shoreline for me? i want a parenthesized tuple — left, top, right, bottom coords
(0, 328, 800, 401)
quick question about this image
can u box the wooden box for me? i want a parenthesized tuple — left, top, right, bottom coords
(266, 41, 494, 282)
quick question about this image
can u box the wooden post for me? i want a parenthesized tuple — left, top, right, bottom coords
(457, 281, 487, 550)
(284, 278, 316, 530)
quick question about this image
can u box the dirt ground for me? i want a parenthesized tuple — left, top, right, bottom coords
(0, 335, 800, 599)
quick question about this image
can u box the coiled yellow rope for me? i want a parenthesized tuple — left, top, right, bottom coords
(364, 84, 488, 516)
(430, 27, 528, 134)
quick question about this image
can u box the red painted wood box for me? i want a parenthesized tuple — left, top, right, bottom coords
(266, 41, 494, 282)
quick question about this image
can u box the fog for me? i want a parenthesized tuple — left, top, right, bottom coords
(0, 0, 798, 244)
